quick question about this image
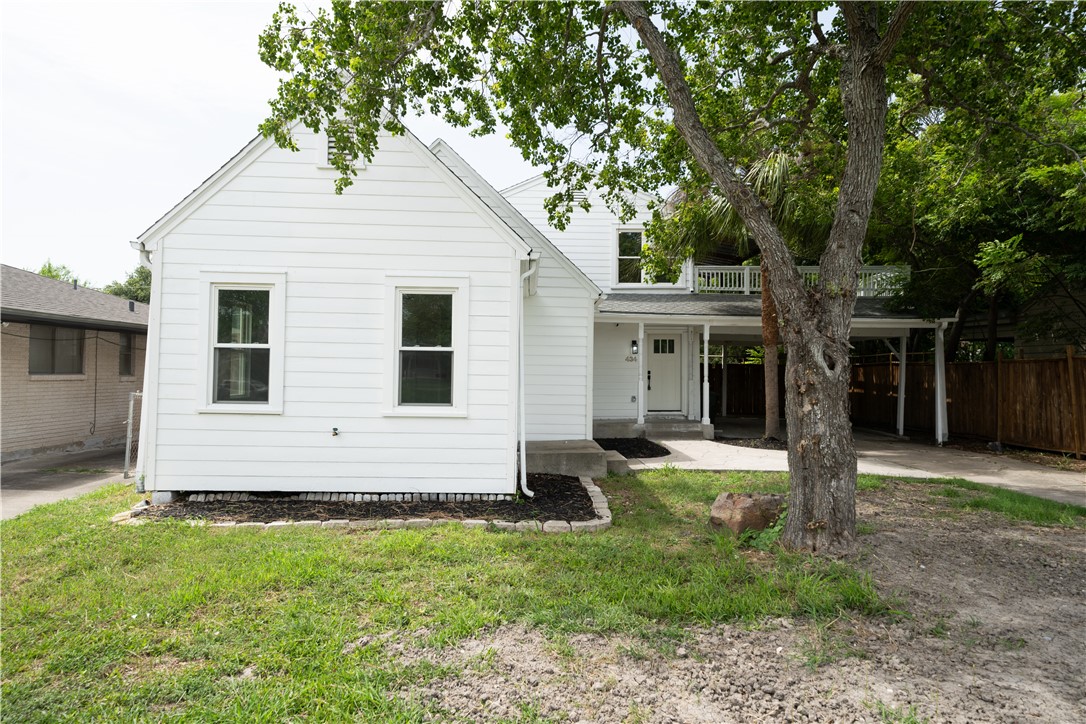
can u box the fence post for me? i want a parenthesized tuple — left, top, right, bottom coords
(124, 392, 135, 479)
(996, 348, 1002, 446)
(1068, 346, 1082, 460)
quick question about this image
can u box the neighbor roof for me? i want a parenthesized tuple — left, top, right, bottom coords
(1, 265, 149, 332)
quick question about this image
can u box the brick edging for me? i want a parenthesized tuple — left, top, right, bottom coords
(113, 477, 612, 534)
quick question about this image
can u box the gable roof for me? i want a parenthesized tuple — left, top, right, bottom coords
(1, 265, 149, 332)
(138, 121, 539, 263)
(428, 140, 600, 296)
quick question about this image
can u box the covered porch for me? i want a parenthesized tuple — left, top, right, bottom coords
(593, 293, 955, 442)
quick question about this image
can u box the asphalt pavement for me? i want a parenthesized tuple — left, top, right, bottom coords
(1, 449, 132, 520)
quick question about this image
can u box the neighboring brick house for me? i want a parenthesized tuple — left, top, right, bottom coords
(1, 265, 149, 461)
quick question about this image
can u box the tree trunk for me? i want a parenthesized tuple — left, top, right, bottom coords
(620, 0, 910, 553)
(944, 287, 980, 363)
(762, 263, 781, 440)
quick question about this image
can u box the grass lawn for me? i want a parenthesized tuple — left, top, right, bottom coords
(2, 469, 1081, 721)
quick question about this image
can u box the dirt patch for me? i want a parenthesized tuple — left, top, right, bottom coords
(139, 474, 597, 523)
(594, 438, 671, 459)
(382, 480, 1085, 722)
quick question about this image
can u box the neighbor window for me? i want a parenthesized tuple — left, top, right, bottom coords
(119, 332, 134, 376)
(213, 288, 271, 403)
(199, 271, 285, 413)
(29, 325, 84, 375)
(385, 275, 468, 416)
(617, 230, 644, 284)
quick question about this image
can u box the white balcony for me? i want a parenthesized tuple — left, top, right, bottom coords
(694, 265, 909, 297)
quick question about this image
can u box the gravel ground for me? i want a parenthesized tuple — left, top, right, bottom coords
(389, 481, 1086, 723)
(714, 437, 789, 451)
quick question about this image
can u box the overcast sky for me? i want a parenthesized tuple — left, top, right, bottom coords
(1, 1, 540, 288)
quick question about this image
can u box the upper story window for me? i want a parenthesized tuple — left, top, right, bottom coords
(617, 230, 644, 285)
(119, 332, 134, 376)
(29, 325, 84, 375)
(198, 271, 286, 414)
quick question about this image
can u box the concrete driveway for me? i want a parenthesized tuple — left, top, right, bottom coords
(1, 449, 132, 520)
(627, 431, 1086, 507)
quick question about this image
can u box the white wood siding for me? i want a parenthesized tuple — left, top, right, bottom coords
(523, 254, 595, 440)
(503, 179, 654, 294)
(593, 323, 640, 419)
(147, 130, 522, 494)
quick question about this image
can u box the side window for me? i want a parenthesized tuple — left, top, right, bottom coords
(119, 332, 134, 376)
(29, 325, 84, 375)
(385, 275, 468, 416)
(617, 230, 644, 284)
(398, 292, 453, 405)
(198, 272, 285, 413)
(213, 288, 271, 403)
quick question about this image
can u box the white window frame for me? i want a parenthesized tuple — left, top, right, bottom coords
(197, 271, 286, 414)
(614, 226, 647, 287)
(384, 273, 469, 417)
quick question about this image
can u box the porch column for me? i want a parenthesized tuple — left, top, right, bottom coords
(637, 322, 645, 425)
(934, 323, 948, 443)
(701, 324, 711, 435)
(896, 334, 907, 437)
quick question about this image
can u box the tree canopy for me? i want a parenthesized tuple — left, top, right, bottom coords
(103, 266, 152, 305)
(259, 0, 1083, 552)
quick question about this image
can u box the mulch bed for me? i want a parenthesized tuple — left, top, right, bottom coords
(138, 474, 598, 524)
(714, 437, 789, 451)
(594, 438, 671, 459)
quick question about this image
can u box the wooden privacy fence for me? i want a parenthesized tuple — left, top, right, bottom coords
(710, 350, 1084, 455)
(850, 348, 1085, 456)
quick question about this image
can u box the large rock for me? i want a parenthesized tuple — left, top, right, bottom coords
(709, 492, 786, 535)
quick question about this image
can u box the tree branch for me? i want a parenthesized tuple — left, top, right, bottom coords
(873, 1, 919, 65)
(615, 0, 810, 315)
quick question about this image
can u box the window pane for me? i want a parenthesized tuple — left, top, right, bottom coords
(214, 348, 270, 402)
(53, 328, 84, 374)
(401, 293, 452, 348)
(119, 333, 133, 376)
(217, 289, 270, 344)
(29, 326, 54, 374)
(618, 258, 642, 284)
(618, 231, 643, 257)
(399, 350, 452, 405)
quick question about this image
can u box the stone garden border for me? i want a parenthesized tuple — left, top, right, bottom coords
(113, 477, 612, 534)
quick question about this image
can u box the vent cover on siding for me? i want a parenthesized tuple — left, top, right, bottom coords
(326, 133, 355, 163)
(571, 190, 588, 203)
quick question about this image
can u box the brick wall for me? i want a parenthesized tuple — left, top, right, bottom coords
(1, 323, 146, 461)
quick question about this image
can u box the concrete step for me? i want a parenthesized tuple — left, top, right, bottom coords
(526, 440, 607, 479)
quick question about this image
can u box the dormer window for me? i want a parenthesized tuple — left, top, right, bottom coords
(617, 230, 644, 284)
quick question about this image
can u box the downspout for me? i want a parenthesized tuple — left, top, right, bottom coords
(519, 258, 539, 497)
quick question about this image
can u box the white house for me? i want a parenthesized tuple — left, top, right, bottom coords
(134, 123, 952, 501)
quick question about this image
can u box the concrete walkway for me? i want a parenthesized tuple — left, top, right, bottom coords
(1, 449, 131, 520)
(627, 433, 1086, 507)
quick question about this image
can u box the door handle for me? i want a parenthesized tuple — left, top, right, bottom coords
(647, 370, 652, 391)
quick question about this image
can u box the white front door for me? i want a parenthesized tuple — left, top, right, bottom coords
(647, 335, 682, 411)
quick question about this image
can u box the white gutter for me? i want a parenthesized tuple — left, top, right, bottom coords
(518, 258, 539, 498)
(129, 240, 153, 269)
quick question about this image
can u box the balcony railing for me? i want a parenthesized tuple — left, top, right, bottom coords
(694, 265, 909, 297)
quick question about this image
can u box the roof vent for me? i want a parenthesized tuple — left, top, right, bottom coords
(129, 300, 135, 312)
(72, 280, 78, 290)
